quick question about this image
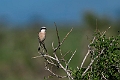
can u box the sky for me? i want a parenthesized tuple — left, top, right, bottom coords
(0, 0, 120, 25)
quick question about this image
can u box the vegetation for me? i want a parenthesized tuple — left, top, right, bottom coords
(72, 28, 120, 80)
(37, 25, 120, 80)
(0, 12, 120, 80)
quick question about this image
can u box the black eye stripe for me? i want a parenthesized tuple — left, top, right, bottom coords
(42, 28, 46, 29)
(41, 28, 47, 30)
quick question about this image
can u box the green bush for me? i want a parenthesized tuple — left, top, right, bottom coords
(72, 29, 120, 80)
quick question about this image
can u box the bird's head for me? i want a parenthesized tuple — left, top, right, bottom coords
(40, 26, 47, 32)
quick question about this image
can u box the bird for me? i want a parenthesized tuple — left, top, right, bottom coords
(38, 26, 47, 52)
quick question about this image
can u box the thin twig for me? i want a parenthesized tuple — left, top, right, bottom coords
(54, 22, 63, 55)
(52, 51, 74, 80)
(101, 26, 111, 37)
(82, 48, 104, 76)
(66, 49, 77, 69)
(96, 19, 98, 31)
(80, 50, 91, 69)
(102, 72, 108, 80)
(62, 50, 70, 58)
(54, 28, 73, 52)
(37, 51, 58, 67)
(32, 56, 41, 58)
(45, 62, 67, 78)
(54, 22, 61, 46)
(80, 37, 96, 69)
(52, 41, 55, 50)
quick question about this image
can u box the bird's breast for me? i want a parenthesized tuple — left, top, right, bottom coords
(39, 32, 46, 42)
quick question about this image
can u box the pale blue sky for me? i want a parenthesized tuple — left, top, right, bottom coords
(0, 0, 120, 24)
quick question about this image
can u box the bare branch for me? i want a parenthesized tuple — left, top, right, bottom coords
(66, 49, 77, 69)
(80, 50, 91, 69)
(62, 50, 70, 58)
(54, 28, 73, 52)
(52, 41, 55, 50)
(82, 48, 104, 76)
(102, 72, 108, 80)
(80, 36, 96, 69)
(32, 56, 41, 58)
(101, 26, 111, 37)
(36, 25, 74, 80)
(45, 62, 67, 78)
(54, 22, 61, 46)
(39, 52, 58, 67)
(54, 22, 63, 55)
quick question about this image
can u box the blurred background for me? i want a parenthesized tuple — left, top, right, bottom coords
(0, 0, 120, 80)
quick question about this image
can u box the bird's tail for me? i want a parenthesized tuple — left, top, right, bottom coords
(38, 42, 41, 51)
(38, 42, 47, 52)
(38, 47, 40, 51)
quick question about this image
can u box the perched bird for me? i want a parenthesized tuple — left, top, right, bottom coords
(38, 27, 47, 52)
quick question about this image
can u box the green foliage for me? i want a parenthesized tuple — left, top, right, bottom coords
(72, 29, 120, 80)
(90, 31, 120, 80)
